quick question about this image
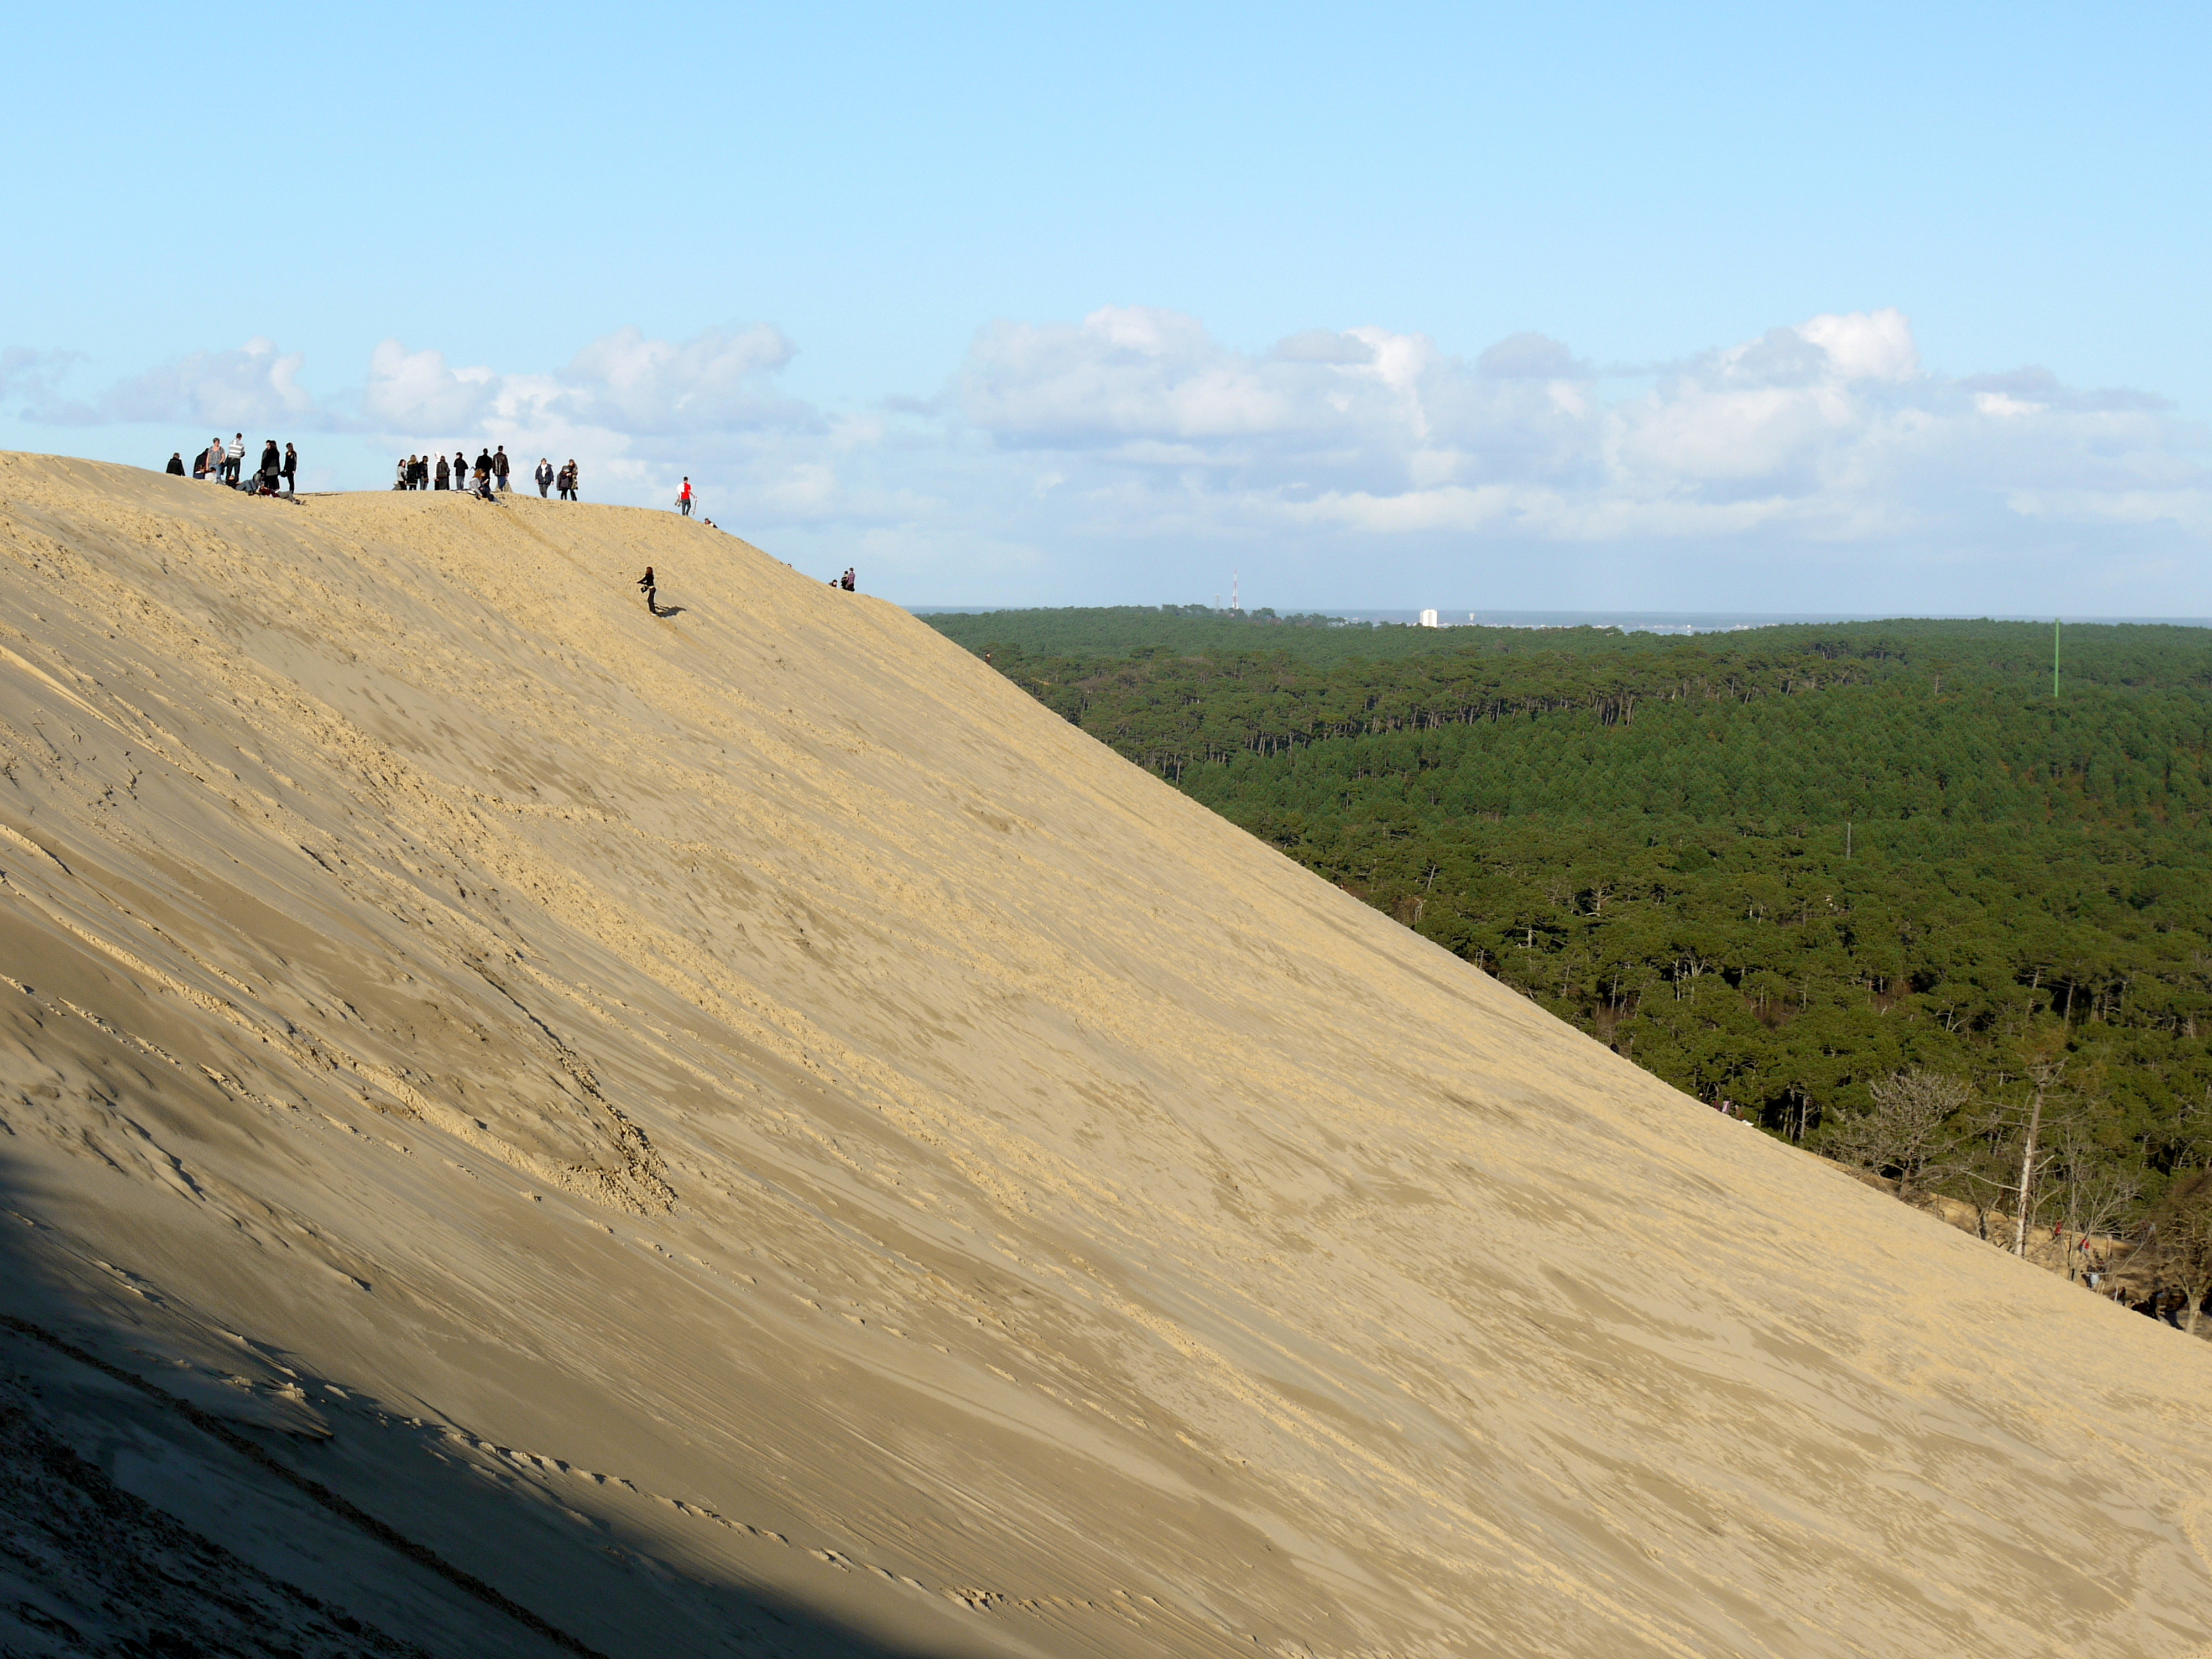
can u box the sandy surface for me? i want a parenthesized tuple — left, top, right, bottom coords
(0, 452, 2208, 1658)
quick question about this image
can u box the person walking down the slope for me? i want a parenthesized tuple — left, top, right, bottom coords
(638, 566, 656, 614)
(434, 453, 450, 490)
(225, 433, 245, 486)
(282, 442, 297, 494)
(677, 477, 693, 517)
(493, 446, 510, 493)
(535, 457, 552, 497)
(165, 452, 185, 477)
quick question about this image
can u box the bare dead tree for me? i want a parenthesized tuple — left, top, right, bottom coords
(2047, 1123, 2140, 1280)
(2013, 1059, 2067, 1256)
(2152, 1176, 2212, 1336)
(1830, 1069, 1974, 1202)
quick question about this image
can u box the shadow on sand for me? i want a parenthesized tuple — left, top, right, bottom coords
(0, 1159, 985, 1659)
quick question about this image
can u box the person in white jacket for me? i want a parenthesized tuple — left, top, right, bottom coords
(225, 434, 244, 486)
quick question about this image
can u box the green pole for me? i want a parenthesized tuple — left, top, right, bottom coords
(2053, 617, 2060, 701)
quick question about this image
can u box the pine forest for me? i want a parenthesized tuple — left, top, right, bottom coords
(927, 608, 2212, 1251)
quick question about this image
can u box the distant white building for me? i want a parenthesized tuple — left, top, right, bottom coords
(1418, 608, 1439, 628)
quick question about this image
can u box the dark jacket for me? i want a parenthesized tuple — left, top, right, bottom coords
(165, 454, 185, 476)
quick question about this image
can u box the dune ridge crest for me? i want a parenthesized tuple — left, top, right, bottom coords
(0, 451, 2206, 1658)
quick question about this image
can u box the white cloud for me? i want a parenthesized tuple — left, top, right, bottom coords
(1477, 332, 1590, 380)
(365, 341, 502, 431)
(24, 338, 321, 430)
(946, 305, 2209, 555)
(0, 347, 84, 418)
(559, 324, 805, 434)
(7, 307, 2206, 607)
(1792, 307, 1920, 383)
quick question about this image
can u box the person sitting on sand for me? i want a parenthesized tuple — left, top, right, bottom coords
(841, 567, 856, 592)
(166, 452, 185, 476)
(638, 566, 657, 613)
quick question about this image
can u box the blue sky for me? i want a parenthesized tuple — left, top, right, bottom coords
(6, 2, 2208, 612)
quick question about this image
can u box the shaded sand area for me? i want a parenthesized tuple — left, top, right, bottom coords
(0, 452, 2208, 1657)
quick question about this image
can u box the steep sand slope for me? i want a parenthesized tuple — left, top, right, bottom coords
(0, 453, 2208, 1658)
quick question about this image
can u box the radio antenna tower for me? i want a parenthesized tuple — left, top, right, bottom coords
(1232, 570, 1239, 613)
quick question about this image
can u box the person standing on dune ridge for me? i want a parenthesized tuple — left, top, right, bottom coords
(494, 446, 510, 493)
(225, 433, 244, 486)
(678, 477, 694, 517)
(535, 457, 552, 497)
(282, 442, 297, 493)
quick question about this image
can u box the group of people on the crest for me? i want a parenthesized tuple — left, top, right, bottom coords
(167, 434, 294, 494)
(385, 447, 582, 500)
(157, 436, 676, 523)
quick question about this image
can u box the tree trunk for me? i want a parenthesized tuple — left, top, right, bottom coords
(2013, 1087, 2046, 1257)
(2189, 1288, 2204, 1338)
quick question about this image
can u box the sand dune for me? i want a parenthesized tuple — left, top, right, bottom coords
(0, 451, 2207, 1657)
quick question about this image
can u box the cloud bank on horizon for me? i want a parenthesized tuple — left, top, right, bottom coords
(4, 307, 2205, 613)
